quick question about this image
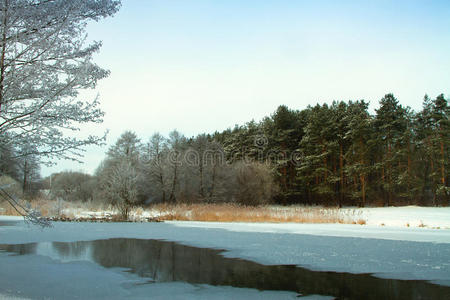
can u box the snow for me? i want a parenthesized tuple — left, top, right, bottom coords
(168, 221, 450, 243)
(350, 206, 450, 228)
(59, 205, 450, 229)
(58, 207, 164, 221)
(0, 216, 23, 222)
(1, 207, 450, 299)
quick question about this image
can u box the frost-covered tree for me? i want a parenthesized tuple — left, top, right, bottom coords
(16, 146, 40, 195)
(0, 133, 17, 178)
(167, 130, 185, 203)
(50, 171, 95, 202)
(106, 130, 142, 166)
(0, 0, 120, 161)
(0, 0, 120, 225)
(103, 160, 140, 220)
(143, 133, 169, 203)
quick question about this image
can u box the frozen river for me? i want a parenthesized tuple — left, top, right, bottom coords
(1, 217, 450, 299)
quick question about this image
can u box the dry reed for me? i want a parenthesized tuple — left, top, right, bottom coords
(1, 199, 365, 224)
(153, 203, 361, 224)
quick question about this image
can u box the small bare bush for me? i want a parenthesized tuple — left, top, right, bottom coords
(231, 162, 278, 206)
(0, 175, 22, 198)
(102, 161, 141, 220)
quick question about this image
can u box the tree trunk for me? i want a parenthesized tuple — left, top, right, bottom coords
(199, 157, 204, 198)
(169, 164, 177, 203)
(360, 174, 366, 207)
(0, 0, 8, 114)
(323, 145, 327, 182)
(440, 138, 445, 186)
(209, 162, 217, 201)
(387, 142, 392, 206)
(22, 160, 28, 193)
(339, 143, 344, 208)
(159, 168, 166, 203)
(431, 156, 436, 206)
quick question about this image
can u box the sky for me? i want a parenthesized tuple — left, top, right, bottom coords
(42, 0, 450, 176)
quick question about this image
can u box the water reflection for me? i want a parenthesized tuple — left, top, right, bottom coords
(0, 220, 20, 226)
(1, 238, 449, 299)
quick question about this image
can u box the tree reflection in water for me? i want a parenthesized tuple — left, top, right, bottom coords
(1, 238, 449, 300)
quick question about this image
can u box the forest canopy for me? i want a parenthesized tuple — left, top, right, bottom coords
(2, 93, 448, 211)
(89, 93, 449, 209)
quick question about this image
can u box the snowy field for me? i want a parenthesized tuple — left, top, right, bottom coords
(1, 212, 450, 299)
(39, 204, 450, 228)
(347, 206, 450, 228)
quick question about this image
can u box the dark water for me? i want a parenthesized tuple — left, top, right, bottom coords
(0, 219, 20, 226)
(1, 238, 449, 299)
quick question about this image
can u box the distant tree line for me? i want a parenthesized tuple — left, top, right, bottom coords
(0, 138, 41, 198)
(214, 93, 449, 207)
(92, 131, 277, 218)
(3, 93, 446, 215)
(90, 93, 447, 214)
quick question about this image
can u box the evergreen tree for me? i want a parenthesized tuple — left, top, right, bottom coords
(267, 105, 305, 202)
(374, 94, 407, 206)
(344, 101, 372, 206)
(298, 104, 336, 204)
(417, 94, 450, 205)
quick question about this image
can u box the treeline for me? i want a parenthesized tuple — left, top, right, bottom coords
(0, 139, 41, 198)
(219, 93, 449, 207)
(91, 93, 448, 214)
(92, 131, 277, 218)
(2, 93, 447, 213)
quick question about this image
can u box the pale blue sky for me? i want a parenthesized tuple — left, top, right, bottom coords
(43, 0, 450, 175)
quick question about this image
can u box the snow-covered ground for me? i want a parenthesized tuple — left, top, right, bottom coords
(51, 205, 450, 229)
(347, 206, 450, 228)
(1, 214, 450, 299)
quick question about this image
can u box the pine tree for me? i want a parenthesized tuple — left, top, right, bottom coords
(374, 94, 407, 206)
(344, 101, 372, 206)
(431, 94, 449, 204)
(298, 104, 336, 204)
(268, 105, 305, 203)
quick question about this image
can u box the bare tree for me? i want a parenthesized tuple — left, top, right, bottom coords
(16, 142, 40, 196)
(167, 130, 185, 203)
(0, 133, 17, 178)
(106, 130, 142, 166)
(50, 171, 94, 202)
(103, 160, 140, 220)
(204, 140, 226, 202)
(231, 161, 277, 206)
(143, 133, 168, 203)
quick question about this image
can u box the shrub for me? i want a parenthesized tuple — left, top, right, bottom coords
(231, 162, 278, 206)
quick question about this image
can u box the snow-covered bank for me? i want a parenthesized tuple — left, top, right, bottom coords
(349, 206, 450, 228)
(3, 204, 450, 229)
(168, 221, 450, 243)
(67, 205, 450, 228)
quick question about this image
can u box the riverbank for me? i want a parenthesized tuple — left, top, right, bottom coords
(2, 200, 450, 228)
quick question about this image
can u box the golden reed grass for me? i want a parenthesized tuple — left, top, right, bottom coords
(1, 199, 364, 224)
(153, 203, 361, 224)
